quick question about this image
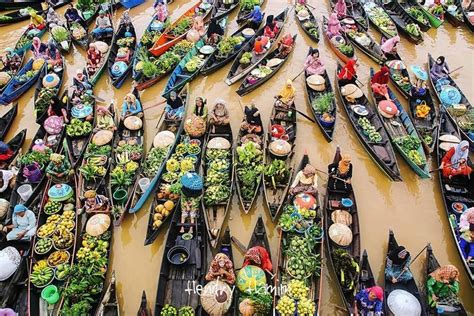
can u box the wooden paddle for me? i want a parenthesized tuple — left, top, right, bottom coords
(429, 161, 467, 173)
(231, 236, 275, 278)
(394, 244, 429, 282)
(276, 98, 316, 124)
(448, 66, 463, 75)
(314, 167, 348, 182)
(143, 96, 167, 111)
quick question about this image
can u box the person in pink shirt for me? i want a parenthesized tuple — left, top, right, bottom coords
(304, 48, 325, 75)
(334, 0, 347, 17)
(327, 13, 342, 38)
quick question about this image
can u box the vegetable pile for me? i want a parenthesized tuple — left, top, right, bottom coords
(35, 87, 58, 118)
(216, 35, 245, 57)
(111, 138, 143, 191)
(51, 25, 71, 43)
(240, 0, 260, 11)
(332, 248, 359, 291)
(170, 17, 193, 37)
(312, 92, 334, 114)
(394, 134, 425, 166)
(239, 52, 252, 65)
(357, 117, 382, 142)
(140, 19, 170, 47)
(390, 70, 412, 93)
(19, 147, 52, 168)
(364, 3, 398, 37)
(407, 7, 428, 25)
(204, 148, 232, 206)
(142, 145, 170, 177)
(236, 141, 263, 200)
(406, 23, 421, 38)
(264, 159, 290, 189)
(184, 55, 204, 73)
(66, 118, 93, 138)
(70, 22, 87, 41)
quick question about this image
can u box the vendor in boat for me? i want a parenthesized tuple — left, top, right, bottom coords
(241, 103, 263, 135)
(28, 10, 45, 30)
(46, 8, 62, 28)
(385, 245, 413, 284)
(371, 66, 390, 100)
(64, 4, 82, 23)
(46, 153, 73, 183)
(304, 48, 325, 76)
(254, 36, 269, 55)
(460, 208, 474, 231)
(462, 0, 474, 10)
(45, 41, 62, 67)
(1, 48, 21, 72)
(275, 79, 296, 108)
(209, 99, 230, 130)
(0, 169, 15, 193)
(31, 37, 47, 59)
(354, 286, 384, 316)
(243, 246, 273, 273)
(206, 18, 225, 46)
(3, 204, 36, 241)
(328, 154, 353, 192)
(430, 56, 450, 82)
(154, 0, 168, 22)
(87, 43, 103, 75)
(193, 97, 208, 120)
(289, 163, 318, 196)
(427, 265, 461, 309)
(92, 10, 113, 39)
(73, 69, 92, 91)
(246, 5, 263, 29)
(441, 140, 472, 179)
(192, 16, 206, 37)
(0, 142, 13, 168)
(380, 35, 400, 60)
(47, 95, 69, 123)
(459, 223, 474, 262)
(179, 197, 198, 234)
(263, 15, 279, 39)
(205, 253, 236, 285)
(277, 34, 294, 57)
(338, 59, 358, 85)
(83, 190, 111, 214)
(327, 13, 342, 37)
(121, 93, 143, 119)
(334, 0, 347, 18)
(412, 77, 428, 98)
(165, 91, 185, 120)
(95, 105, 116, 132)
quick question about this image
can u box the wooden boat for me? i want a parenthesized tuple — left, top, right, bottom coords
(225, 8, 288, 86)
(428, 53, 473, 151)
(0, 58, 45, 105)
(361, 0, 399, 38)
(202, 123, 234, 248)
(66, 10, 90, 50)
(324, 146, 361, 314)
(356, 250, 377, 303)
(200, 18, 263, 76)
(14, 24, 47, 53)
(322, 16, 357, 64)
(137, 291, 151, 316)
(0, 104, 18, 140)
(273, 154, 324, 314)
(86, 2, 114, 86)
(46, 11, 72, 54)
(0, 49, 25, 96)
(0, 0, 40, 10)
(162, 16, 228, 97)
(65, 70, 96, 168)
(129, 84, 189, 214)
(425, 245, 468, 314)
(27, 175, 80, 316)
(436, 110, 474, 287)
(149, 1, 213, 57)
(110, 88, 144, 225)
(379, 0, 424, 44)
(236, 0, 264, 24)
(383, 230, 426, 315)
(79, 2, 100, 25)
(369, 68, 430, 178)
(234, 111, 265, 214)
(408, 0, 445, 27)
(107, 13, 137, 88)
(383, 51, 413, 99)
(329, 0, 370, 29)
(153, 193, 210, 315)
(460, 0, 474, 30)
(34, 54, 65, 123)
(0, 0, 70, 19)
(304, 54, 336, 142)
(1, 128, 27, 168)
(0, 3, 42, 25)
(144, 114, 208, 246)
(440, 0, 464, 27)
(236, 34, 297, 96)
(263, 101, 296, 221)
(212, 0, 239, 20)
(295, 4, 320, 42)
(340, 16, 386, 63)
(335, 64, 402, 181)
(397, 0, 432, 31)
(95, 271, 120, 316)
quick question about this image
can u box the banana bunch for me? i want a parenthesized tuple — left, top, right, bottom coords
(31, 261, 53, 287)
(88, 155, 107, 165)
(116, 152, 131, 165)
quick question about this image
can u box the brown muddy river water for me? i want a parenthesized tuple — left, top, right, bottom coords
(1, 0, 473, 314)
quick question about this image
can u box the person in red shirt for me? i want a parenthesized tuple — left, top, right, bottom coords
(338, 59, 357, 85)
(253, 36, 268, 55)
(371, 65, 390, 99)
(263, 15, 279, 39)
(441, 140, 472, 178)
(243, 246, 273, 273)
(0, 142, 13, 168)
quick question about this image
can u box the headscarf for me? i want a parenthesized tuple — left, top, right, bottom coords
(167, 91, 183, 110)
(338, 59, 357, 80)
(0, 142, 9, 154)
(281, 34, 294, 46)
(430, 265, 459, 283)
(243, 246, 273, 272)
(13, 204, 27, 214)
(193, 16, 204, 33)
(338, 154, 351, 174)
(388, 245, 410, 266)
(327, 13, 341, 36)
(381, 36, 400, 54)
(368, 286, 383, 301)
(47, 41, 58, 59)
(303, 164, 316, 177)
(279, 79, 296, 102)
(207, 18, 223, 36)
(50, 153, 64, 163)
(125, 93, 136, 105)
(155, 1, 168, 22)
(436, 56, 445, 65)
(32, 37, 42, 56)
(212, 99, 228, 118)
(251, 6, 262, 21)
(450, 140, 469, 168)
(75, 69, 84, 81)
(335, 0, 347, 16)
(371, 66, 390, 85)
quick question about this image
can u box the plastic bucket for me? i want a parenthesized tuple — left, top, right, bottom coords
(138, 178, 150, 193)
(41, 285, 60, 304)
(17, 184, 33, 202)
(112, 189, 128, 206)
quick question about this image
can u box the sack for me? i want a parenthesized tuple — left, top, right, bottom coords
(23, 162, 42, 182)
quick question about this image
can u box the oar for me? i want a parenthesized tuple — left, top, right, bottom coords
(448, 66, 463, 75)
(428, 161, 465, 173)
(314, 167, 348, 182)
(276, 98, 316, 124)
(143, 97, 167, 111)
(394, 244, 429, 281)
(231, 236, 275, 278)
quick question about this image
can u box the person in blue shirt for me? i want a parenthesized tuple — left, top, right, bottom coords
(354, 286, 384, 315)
(121, 93, 143, 119)
(246, 5, 263, 29)
(4, 204, 37, 241)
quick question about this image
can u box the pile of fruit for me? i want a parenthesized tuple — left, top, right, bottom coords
(54, 263, 70, 280)
(34, 237, 53, 254)
(364, 3, 398, 37)
(53, 230, 74, 249)
(44, 201, 62, 215)
(358, 117, 382, 142)
(276, 276, 316, 315)
(204, 148, 231, 206)
(47, 250, 70, 267)
(76, 233, 110, 263)
(152, 200, 175, 229)
(161, 304, 195, 316)
(31, 260, 54, 287)
(161, 139, 201, 184)
(285, 235, 321, 279)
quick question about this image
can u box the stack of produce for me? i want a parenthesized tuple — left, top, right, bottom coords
(276, 280, 316, 315)
(357, 117, 382, 142)
(79, 143, 111, 181)
(236, 265, 273, 315)
(51, 25, 71, 50)
(236, 140, 263, 200)
(363, 2, 398, 37)
(216, 35, 245, 58)
(203, 148, 231, 206)
(110, 140, 142, 188)
(264, 159, 290, 189)
(394, 135, 426, 166)
(16, 59, 44, 83)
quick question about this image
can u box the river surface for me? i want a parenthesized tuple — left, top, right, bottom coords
(1, 0, 473, 314)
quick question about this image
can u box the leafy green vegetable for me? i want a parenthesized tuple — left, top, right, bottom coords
(311, 92, 334, 114)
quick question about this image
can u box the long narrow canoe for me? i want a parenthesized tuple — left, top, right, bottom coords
(383, 230, 426, 315)
(295, 3, 320, 42)
(329, 0, 370, 29)
(236, 34, 297, 96)
(384, 50, 413, 99)
(397, 0, 432, 31)
(0, 0, 40, 10)
(0, 4, 42, 25)
(408, 0, 444, 27)
(0, 0, 70, 23)
(436, 110, 474, 287)
(236, 0, 264, 24)
(226, 8, 288, 85)
(460, 0, 474, 30)
(14, 24, 47, 53)
(369, 67, 430, 178)
(325, 146, 361, 314)
(212, 0, 239, 20)
(65, 7, 91, 49)
(322, 16, 357, 64)
(202, 123, 234, 248)
(379, 0, 424, 44)
(129, 84, 189, 214)
(335, 64, 402, 181)
(428, 53, 473, 151)
(95, 271, 120, 316)
(440, 0, 464, 27)
(0, 49, 25, 95)
(0, 104, 18, 140)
